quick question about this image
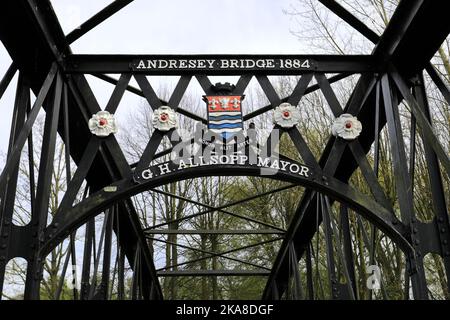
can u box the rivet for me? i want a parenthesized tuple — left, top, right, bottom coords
(441, 228, 446, 233)
(443, 240, 448, 245)
(438, 217, 444, 223)
(415, 239, 420, 245)
(413, 228, 418, 233)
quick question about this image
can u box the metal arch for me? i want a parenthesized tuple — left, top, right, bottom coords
(0, 0, 449, 300)
(40, 164, 411, 258)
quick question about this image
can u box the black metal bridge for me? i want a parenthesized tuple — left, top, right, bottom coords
(0, 0, 449, 300)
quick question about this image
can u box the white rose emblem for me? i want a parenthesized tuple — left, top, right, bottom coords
(331, 113, 362, 140)
(88, 111, 118, 137)
(273, 103, 301, 128)
(152, 106, 178, 132)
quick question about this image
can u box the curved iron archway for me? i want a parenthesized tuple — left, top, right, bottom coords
(0, 0, 449, 300)
(41, 163, 410, 256)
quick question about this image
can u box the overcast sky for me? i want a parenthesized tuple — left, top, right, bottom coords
(0, 0, 308, 164)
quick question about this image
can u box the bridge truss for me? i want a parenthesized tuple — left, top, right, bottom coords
(0, 0, 449, 300)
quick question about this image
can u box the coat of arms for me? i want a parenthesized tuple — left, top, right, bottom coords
(203, 83, 244, 141)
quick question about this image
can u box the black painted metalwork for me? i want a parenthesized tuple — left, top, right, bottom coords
(65, 0, 134, 44)
(0, 0, 449, 300)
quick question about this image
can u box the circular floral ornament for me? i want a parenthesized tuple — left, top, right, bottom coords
(88, 111, 118, 137)
(273, 103, 301, 128)
(331, 113, 362, 140)
(152, 106, 178, 132)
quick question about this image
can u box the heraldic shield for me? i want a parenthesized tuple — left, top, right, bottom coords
(204, 95, 244, 141)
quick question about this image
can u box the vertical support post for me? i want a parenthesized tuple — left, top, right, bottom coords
(131, 243, 141, 300)
(62, 81, 79, 300)
(24, 71, 63, 299)
(115, 205, 125, 300)
(370, 79, 381, 299)
(287, 242, 303, 299)
(0, 64, 57, 194)
(305, 244, 314, 299)
(340, 204, 357, 298)
(413, 73, 450, 292)
(99, 209, 114, 299)
(0, 73, 29, 296)
(55, 242, 72, 300)
(117, 246, 125, 300)
(380, 73, 428, 299)
(80, 218, 95, 300)
(319, 194, 339, 299)
(88, 210, 110, 299)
